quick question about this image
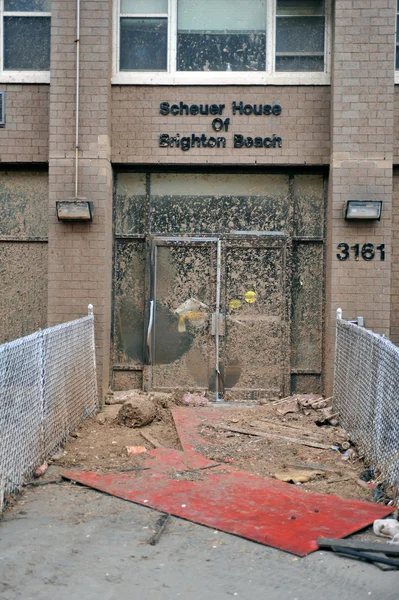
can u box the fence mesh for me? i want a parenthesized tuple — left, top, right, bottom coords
(0, 310, 97, 510)
(334, 318, 399, 491)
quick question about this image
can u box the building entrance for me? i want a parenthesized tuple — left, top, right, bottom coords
(112, 172, 326, 399)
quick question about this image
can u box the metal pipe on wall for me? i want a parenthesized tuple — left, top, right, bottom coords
(75, 0, 80, 199)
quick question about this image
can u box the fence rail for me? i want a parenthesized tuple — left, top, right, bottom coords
(0, 306, 98, 510)
(334, 312, 399, 493)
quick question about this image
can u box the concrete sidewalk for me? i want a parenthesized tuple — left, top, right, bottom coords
(0, 482, 397, 600)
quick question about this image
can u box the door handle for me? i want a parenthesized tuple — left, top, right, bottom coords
(147, 300, 154, 364)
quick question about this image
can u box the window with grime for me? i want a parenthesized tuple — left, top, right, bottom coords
(1, 0, 51, 76)
(116, 0, 331, 84)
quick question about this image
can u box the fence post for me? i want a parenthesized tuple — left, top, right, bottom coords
(39, 330, 46, 462)
(88, 305, 99, 409)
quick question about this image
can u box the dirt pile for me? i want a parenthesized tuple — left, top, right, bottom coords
(51, 390, 182, 473)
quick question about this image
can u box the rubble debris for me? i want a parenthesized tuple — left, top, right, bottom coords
(373, 518, 399, 540)
(125, 446, 147, 456)
(273, 470, 325, 484)
(276, 399, 300, 416)
(341, 448, 357, 461)
(317, 538, 399, 569)
(147, 513, 171, 546)
(117, 398, 157, 428)
(105, 389, 148, 406)
(182, 393, 208, 407)
(373, 484, 393, 505)
(254, 419, 323, 441)
(213, 424, 333, 450)
(360, 468, 375, 482)
(33, 463, 48, 479)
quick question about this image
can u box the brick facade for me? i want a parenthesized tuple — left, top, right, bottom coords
(47, 0, 113, 397)
(1, 0, 399, 399)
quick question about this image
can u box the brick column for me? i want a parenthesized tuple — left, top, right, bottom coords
(48, 0, 113, 401)
(326, 0, 396, 391)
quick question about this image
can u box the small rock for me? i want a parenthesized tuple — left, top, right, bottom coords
(34, 463, 48, 478)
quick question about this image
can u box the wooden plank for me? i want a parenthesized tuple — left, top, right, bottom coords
(256, 419, 323, 440)
(216, 424, 333, 450)
(317, 538, 399, 556)
(140, 431, 163, 448)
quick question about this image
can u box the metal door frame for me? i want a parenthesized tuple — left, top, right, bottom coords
(144, 232, 290, 399)
(144, 236, 218, 394)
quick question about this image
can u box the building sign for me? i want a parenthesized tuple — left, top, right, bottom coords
(159, 101, 283, 152)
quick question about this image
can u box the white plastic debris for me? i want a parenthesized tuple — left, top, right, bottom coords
(373, 518, 399, 541)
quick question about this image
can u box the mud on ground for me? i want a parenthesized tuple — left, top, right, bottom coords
(53, 394, 374, 503)
(191, 403, 374, 502)
(52, 394, 181, 474)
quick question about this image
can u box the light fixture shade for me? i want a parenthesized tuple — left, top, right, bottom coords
(56, 201, 93, 222)
(345, 200, 382, 221)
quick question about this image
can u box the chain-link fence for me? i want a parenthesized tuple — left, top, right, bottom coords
(0, 306, 98, 510)
(334, 312, 399, 493)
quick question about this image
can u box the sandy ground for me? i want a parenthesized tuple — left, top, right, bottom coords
(0, 478, 397, 600)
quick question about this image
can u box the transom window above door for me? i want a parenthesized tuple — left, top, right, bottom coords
(114, 0, 331, 85)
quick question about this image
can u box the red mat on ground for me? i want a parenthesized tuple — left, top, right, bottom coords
(62, 446, 393, 556)
(172, 406, 237, 453)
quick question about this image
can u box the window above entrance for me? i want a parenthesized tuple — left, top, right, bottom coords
(114, 0, 331, 85)
(0, 0, 51, 83)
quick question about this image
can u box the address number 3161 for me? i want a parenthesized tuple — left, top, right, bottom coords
(337, 243, 385, 261)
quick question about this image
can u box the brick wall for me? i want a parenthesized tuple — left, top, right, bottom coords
(48, 0, 113, 400)
(0, 85, 49, 162)
(326, 0, 396, 391)
(111, 86, 330, 165)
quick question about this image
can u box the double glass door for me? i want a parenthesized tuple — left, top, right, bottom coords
(145, 233, 290, 401)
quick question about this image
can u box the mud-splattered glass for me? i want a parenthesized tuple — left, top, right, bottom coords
(177, 0, 267, 72)
(4, 16, 51, 70)
(4, 0, 51, 10)
(276, 0, 325, 72)
(120, 1, 168, 71)
(3, 1, 51, 71)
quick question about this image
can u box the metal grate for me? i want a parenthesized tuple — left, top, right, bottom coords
(0, 306, 97, 510)
(334, 313, 399, 494)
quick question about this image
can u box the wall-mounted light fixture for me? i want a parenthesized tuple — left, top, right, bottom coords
(344, 200, 382, 221)
(56, 200, 93, 222)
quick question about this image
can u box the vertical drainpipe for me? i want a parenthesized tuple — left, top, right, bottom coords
(75, 0, 80, 199)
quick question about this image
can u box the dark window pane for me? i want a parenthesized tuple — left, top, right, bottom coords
(276, 55, 324, 72)
(4, 17, 50, 71)
(120, 18, 167, 71)
(178, 32, 266, 71)
(396, 45, 399, 70)
(5, 0, 51, 11)
(276, 16, 324, 53)
(277, 0, 324, 16)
